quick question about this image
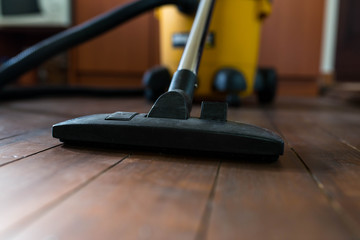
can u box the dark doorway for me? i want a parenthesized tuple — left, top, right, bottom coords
(335, 0, 360, 82)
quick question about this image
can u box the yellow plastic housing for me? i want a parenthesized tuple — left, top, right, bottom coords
(157, 0, 271, 98)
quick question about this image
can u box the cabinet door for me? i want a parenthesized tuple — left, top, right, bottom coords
(70, 0, 159, 87)
(257, 0, 324, 96)
(258, 0, 324, 76)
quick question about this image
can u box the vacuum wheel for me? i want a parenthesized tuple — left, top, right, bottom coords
(142, 66, 171, 102)
(213, 68, 247, 107)
(256, 68, 277, 104)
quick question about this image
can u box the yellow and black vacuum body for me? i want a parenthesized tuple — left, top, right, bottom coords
(143, 0, 277, 105)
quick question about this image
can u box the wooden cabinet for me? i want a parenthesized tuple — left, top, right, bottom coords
(258, 0, 325, 77)
(69, 0, 159, 88)
(258, 0, 325, 96)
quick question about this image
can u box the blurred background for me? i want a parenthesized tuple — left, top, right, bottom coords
(0, 0, 359, 101)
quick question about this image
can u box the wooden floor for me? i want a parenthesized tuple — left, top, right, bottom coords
(0, 95, 359, 240)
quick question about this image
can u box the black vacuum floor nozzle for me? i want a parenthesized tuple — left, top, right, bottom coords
(52, 103, 284, 160)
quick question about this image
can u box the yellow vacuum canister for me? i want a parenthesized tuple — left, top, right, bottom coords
(143, 0, 277, 105)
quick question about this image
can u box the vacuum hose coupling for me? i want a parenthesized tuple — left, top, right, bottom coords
(168, 69, 197, 103)
(147, 69, 197, 120)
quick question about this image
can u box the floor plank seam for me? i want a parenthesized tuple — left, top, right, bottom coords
(290, 147, 328, 195)
(339, 139, 360, 153)
(0, 154, 130, 239)
(195, 160, 222, 240)
(0, 127, 51, 146)
(312, 122, 360, 153)
(0, 133, 26, 142)
(0, 144, 62, 168)
(290, 147, 360, 238)
(265, 108, 360, 238)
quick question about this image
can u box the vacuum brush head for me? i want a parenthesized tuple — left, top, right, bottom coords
(52, 102, 284, 162)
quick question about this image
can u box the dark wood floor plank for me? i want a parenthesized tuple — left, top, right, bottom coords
(0, 129, 59, 166)
(205, 108, 356, 239)
(274, 97, 360, 149)
(306, 111, 360, 150)
(0, 146, 128, 238)
(2, 97, 153, 118)
(207, 147, 355, 240)
(0, 108, 65, 140)
(8, 154, 219, 240)
(267, 107, 360, 237)
(0, 97, 152, 168)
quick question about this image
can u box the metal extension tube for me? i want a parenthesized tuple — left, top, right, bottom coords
(176, 0, 216, 74)
(149, 0, 216, 119)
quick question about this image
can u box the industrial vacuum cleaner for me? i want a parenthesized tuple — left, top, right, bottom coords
(0, 0, 284, 161)
(143, 0, 277, 106)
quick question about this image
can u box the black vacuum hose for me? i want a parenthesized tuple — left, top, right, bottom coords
(0, 0, 198, 91)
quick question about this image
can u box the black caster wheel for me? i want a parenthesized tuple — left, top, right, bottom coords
(255, 68, 277, 104)
(226, 94, 241, 107)
(213, 68, 247, 107)
(142, 66, 171, 102)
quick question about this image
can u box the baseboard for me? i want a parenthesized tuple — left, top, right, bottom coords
(277, 76, 319, 97)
